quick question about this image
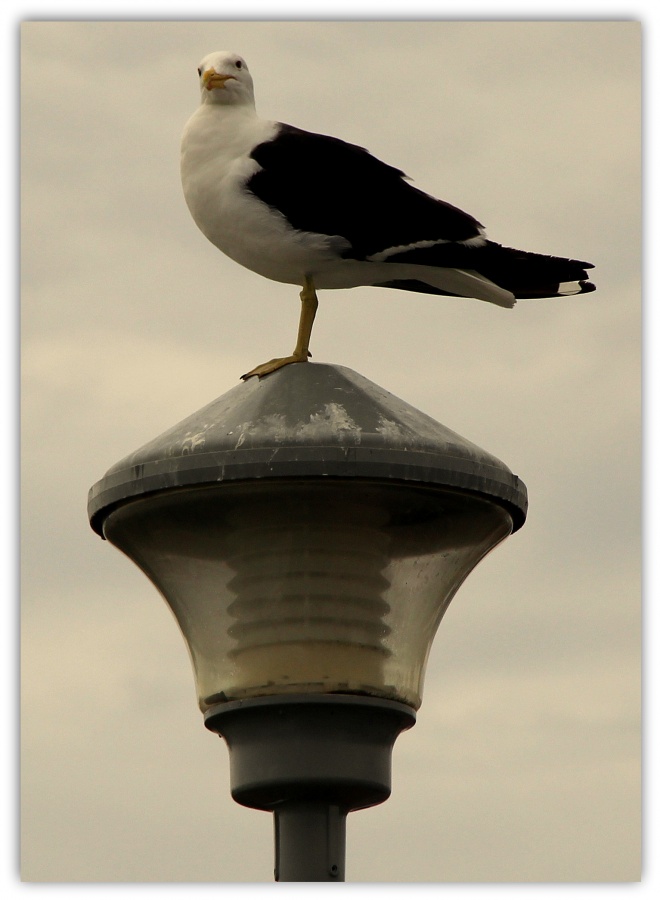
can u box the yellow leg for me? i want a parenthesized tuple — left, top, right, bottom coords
(241, 276, 319, 380)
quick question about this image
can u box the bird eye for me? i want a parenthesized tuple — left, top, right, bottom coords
(197, 67, 202, 77)
(235, 60, 243, 69)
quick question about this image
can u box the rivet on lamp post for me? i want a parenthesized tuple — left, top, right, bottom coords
(87, 363, 527, 882)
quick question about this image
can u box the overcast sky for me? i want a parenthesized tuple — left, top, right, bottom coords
(17, 10, 644, 891)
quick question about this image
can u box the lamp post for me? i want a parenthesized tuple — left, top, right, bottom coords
(88, 362, 527, 881)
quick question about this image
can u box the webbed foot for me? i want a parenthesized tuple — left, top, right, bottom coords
(241, 352, 311, 381)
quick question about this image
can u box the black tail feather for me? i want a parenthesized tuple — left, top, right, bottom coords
(475, 242, 594, 297)
(381, 240, 595, 300)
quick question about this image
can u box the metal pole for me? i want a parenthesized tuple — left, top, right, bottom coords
(205, 694, 415, 882)
(274, 801, 347, 881)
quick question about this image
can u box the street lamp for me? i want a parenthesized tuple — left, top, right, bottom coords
(88, 362, 527, 881)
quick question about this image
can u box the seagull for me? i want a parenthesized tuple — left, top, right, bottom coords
(181, 51, 595, 380)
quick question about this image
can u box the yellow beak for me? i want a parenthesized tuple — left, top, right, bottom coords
(203, 69, 237, 91)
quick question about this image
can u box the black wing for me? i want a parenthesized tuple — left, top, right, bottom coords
(246, 123, 484, 259)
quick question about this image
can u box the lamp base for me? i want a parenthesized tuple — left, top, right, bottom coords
(204, 693, 416, 881)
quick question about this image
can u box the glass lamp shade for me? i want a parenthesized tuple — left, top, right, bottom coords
(103, 478, 513, 712)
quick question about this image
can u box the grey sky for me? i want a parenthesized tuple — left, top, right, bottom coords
(19, 17, 641, 886)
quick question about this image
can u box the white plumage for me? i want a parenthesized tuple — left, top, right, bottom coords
(181, 50, 595, 379)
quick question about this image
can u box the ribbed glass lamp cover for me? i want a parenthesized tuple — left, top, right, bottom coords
(103, 479, 512, 711)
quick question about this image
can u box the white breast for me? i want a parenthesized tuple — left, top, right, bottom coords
(181, 107, 345, 286)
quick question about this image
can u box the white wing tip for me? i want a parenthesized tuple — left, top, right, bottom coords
(557, 281, 586, 296)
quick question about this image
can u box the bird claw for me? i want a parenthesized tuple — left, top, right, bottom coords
(241, 353, 310, 381)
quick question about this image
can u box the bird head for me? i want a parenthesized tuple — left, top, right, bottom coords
(196, 51, 255, 107)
